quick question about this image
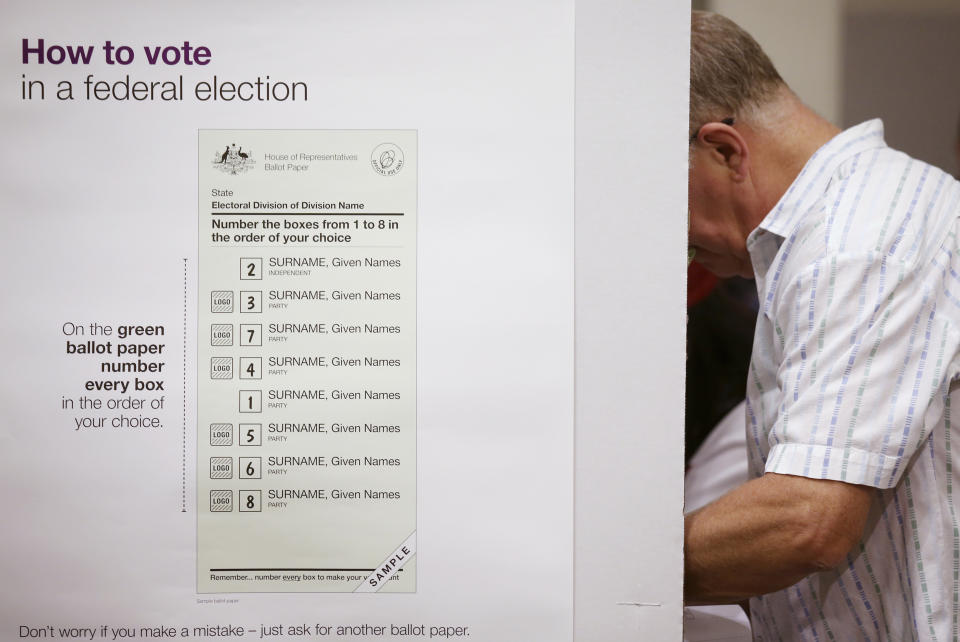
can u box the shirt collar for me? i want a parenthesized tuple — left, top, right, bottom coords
(745, 119, 888, 281)
(749, 119, 888, 243)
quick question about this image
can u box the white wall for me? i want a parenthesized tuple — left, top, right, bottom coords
(844, 9, 960, 175)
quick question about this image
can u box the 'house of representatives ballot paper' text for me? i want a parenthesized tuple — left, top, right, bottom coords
(197, 130, 416, 593)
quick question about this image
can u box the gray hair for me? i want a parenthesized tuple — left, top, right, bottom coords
(690, 11, 785, 138)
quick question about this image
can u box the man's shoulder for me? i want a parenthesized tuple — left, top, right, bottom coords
(784, 149, 958, 273)
(759, 151, 960, 321)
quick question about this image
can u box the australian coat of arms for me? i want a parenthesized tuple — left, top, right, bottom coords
(212, 144, 255, 175)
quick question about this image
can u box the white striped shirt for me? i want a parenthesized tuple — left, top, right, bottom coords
(745, 119, 960, 641)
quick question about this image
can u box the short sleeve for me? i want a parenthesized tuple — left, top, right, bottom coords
(762, 251, 960, 489)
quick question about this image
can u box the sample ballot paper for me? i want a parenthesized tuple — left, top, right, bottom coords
(198, 131, 417, 593)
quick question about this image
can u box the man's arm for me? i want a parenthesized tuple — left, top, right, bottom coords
(684, 472, 873, 605)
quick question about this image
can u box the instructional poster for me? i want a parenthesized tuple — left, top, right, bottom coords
(197, 130, 417, 593)
(1, 1, 688, 640)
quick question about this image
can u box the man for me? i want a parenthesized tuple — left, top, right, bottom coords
(685, 11, 960, 640)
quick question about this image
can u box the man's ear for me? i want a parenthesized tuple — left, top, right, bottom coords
(696, 121, 749, 181)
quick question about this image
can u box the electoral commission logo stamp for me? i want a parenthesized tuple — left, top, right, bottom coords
(371, 143, 404, 176)
(212, 143, 256, 175)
